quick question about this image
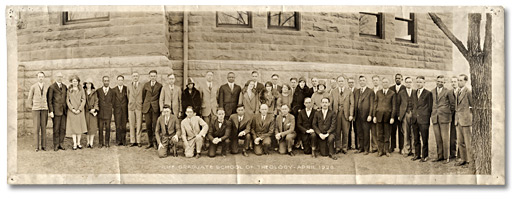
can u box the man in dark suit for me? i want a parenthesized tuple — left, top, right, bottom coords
(251, 104, 275, 155)
(370, 75, 382, 153)
(372, 78, 396, 157)
(155, 105, 181, 158)
(450, 76, 459, 159)
(229, 104, 252, 156)
(411, 76, 433, 162)
(397, 77, 415, 157)
(207, 108, 231, 158)
(454, 74, 473, 168)
(389, 73, 404, 154)
(297, 97, 317, 157)
(219, 72, 242, 119)
(275, 104, 297, 156)
(312, 97, 338, 160)
(330, 75, 354, 154)
(431, 75, 456, 163)
(47, 72, 68, 151)
(142, 70, 163, 149)
(250, 71, 265, 95)
(354, 76, 374, 155)
(271, 74, 282, 94)
(97, 76, 115, 148)
(113, 75, 129, 146)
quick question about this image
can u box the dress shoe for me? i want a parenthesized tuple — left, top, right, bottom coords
(378, 152, 383, 157)
(411, 156, 420, 161)
(35, 148, 39, 152)
(329, 155, 338, 160)
(242, 151, 249, 157)
(363, 152, 369, 155)
(106, 144, 110, 148)
(73, 146, 77, 150)
(311, 150, 317, 158)
(54, 147, 59, 151)
(58, 146, 66, 150)
(222, 154, 227, 158)
(41, 147, 46, 151)
(432, 158, 444, 162)
(196, 154, 201, 159)
(420, 158, 428, 162)
(370, 150, 377, 153)
(354, 150, 362, 154)
(288, 151, 295, 157)
(146, 144, 154, 149)
(98, 144, 104, 148)
(77, 145, 83, 149)
(341, 149, 347, 154)
(443, 160, 450, 164)
(455, 161, 467, 166)
(138, 143, 142, 147)
(385, 153, 390, 157)
(399, 149, 402, 154)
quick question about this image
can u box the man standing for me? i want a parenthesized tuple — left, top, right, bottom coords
(47, 72, 68, 151)
(327, 78, 337, 94)
(450, 75, 459, 159)
(271, 74, 282, 94)
(218, 72, 242, 119)
(397, 77, 415, 157)
(200, 71, 219, 123)
(372, 78, 396, 157)
(411, 76, 433, 162)
(29, 71, 49, 152)
(454, 74, 473, 168)
(155, 105, 181, 158)
(330, 75, 354, 154)
(159, 73, 182, 119)
(347, 77, 358, 150)
(142, 70, 163, 149)
(297, 97, 317, 157)
(251, 104, 275, 155)
(289, 77, 298, 96)
(311, 77, 319, 93)
(128, 72, 144, 147)
(181, 106, 209, 158)
(207, 108, 231, 158)
(250, 71, 265, 95)
(229, 104, 252, 156)
(354, 76, 374, 155)
(113, 75, 129, 146)
(97, 76, 115, 148)
(431, 75, 456, 163)
(313, 97, 338, 160)
(275, 104, 297, 156)
(389, 74, 404, 154)
(370, 75, 381, 153)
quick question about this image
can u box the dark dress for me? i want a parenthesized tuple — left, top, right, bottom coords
(291, 85, 312, 116)
(182, 88, 202, 118)
(84, 89, 99, 136)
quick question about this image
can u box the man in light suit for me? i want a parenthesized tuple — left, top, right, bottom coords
(155, 105, 181, 158)
(200, 71, 219, 123)
(128, 72, 144, 147)
(113, 75, 129, 146)
(250, 71, 265, 95)
(347, 77, 358, 150)
(397, 77, 415, 157)
(275, 104, 297, 156)
(229, 104, 252, 156)
(251, 104, 275, 155)
(159, 73, 182, 119)
(47, 72, 68, 151)
(312, 97, 338, 160)
(411, 76, 433, 162)
(330, 75, 354, 154)
(207, 108, 231, 158)
(454, 74, 473, 168)
(431, 75, 456, 163)
(354, 76, 374, 155)
(218, 72, 242, 119)
(370, 75, 382, 153)
(181, 106, 209, 158)
(389, 74, 404, 153)
(142, 70, 163, 149)
(372, 78, 396, 157)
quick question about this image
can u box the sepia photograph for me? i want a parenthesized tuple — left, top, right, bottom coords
(5, 5, 505, 185)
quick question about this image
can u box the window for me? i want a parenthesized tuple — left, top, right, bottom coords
(359, 12, 384, 38)
(62, 12, 109, 25)
(267, 12, 301, 30)
(395, 13, 416, 43)
(216, 11, 252, 28)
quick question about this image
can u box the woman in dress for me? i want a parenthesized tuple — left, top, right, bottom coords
(181, 77, 202, 118)
(83, 78, 98, 148)
(310, 80, 330, 110)
(259, 81, 277, 116)
(66, 75, 88, 150)
(238, 80, 258, 116)
(276, 83, 293, 114)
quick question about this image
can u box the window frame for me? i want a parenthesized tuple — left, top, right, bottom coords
(62, 11, 110, 25)
(394, 13, 417, 43)
(358, 12, 385, 39)
(216, 11, 253, 28)
(267, 11, 301, 31)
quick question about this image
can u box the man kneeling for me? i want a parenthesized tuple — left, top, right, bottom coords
(275, 104, 296, 156)
(252, 104, 275, 155)
(155, 105, 181, 158)
(207, 108, 231, 157)
(181, 106, 209, 158)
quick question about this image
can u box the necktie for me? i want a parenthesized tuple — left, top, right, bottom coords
(209, 83, 212, 91)
(134, 82, 137, 90)
(418, 89, 422, 98)
(104, 88, 108, 95)
(282, 116, 286, 131)
(58, 83, 61, 89)
(340, 88, 343, 96)
(219, 122, 222, 129)
(384, 90, 387, 95)
(458, 88, 462, 98)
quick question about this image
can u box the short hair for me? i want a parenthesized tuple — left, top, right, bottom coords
(290, 77, 297, 82)
(280, 104, 289, 109)
(265, 81, 274, 87)
(206, 71, 214, 75)
(381, 77, 389, 82)
(102, 76, 110, 80)
(404, 77, 412, 81)
(149, 70, 157, 75)
(452, 75, 458, 79)
(117, 75, 124, 80)
(162, 105, 171, 110)
(416, 76, 426, 80)
(459, 74, 469, 81)
(271, 74, 279, 78)
(330, 77, 337, 81)
(251, 71, 259, 75)
(69, 75, 80, 83)
(321, 97, 330, 103)
(311, 77, 318, 81)
(395, 73, 403, 78)
(185, 106, 194, 112)
(217, 107, 225, 112)
(304, 97, 312, 102)
(372, 75, 380, 80)
(337, 75, 345, 80)
(347, 77, 355, 82)
(236, 104, 245, 109)
(132, 72, 139, 75)
(437, 75, 445, 79)
(167, 73, 175, 78)
(227, 72, 235, 76)
(359, 75, 366, 80)
(37, 71, 45, 76)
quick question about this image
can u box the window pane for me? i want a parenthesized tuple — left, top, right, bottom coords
(217, 11, 250, 25)
(359, 13, 378, 36)
(68, 12, 109, 21)
(395, 19, 412, 40)
(269, 12, 296, 27)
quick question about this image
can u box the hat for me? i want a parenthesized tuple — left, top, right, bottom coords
(298, 77, 306, 83)
(84, 78, 94, 84)
(186, 77, 195, 86)
(318, 80, 327, 89)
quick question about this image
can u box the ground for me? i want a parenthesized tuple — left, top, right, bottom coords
(15, 131, 473, 175)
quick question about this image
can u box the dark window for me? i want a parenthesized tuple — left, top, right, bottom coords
(267, 12, 301, 30)
(62, 12, 109, 25)
(216, 11, 252, 28)
(359, 12, 384, 39)
(395, 13, 416, 43)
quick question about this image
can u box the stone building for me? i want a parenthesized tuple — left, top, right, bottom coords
(14, 6, 453, 135)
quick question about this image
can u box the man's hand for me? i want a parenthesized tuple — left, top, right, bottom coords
(158, 143, 164, 150)
(319, 133, 327, 140)
(275, 133, 281, 140)
(195, 134, 202, 139)
(90, 109, 96, 114)
(212, 138, 220, 144)
(390, 118, 394, 125)
(238, 131, 246, 137)
(348, 116, 353, 121)
(254, 138, 261, 145)
(49, 112, 54, 118)
(367, 116, 372, 122)
(373, 117, 377, 123)
(178, 112, 183, 118)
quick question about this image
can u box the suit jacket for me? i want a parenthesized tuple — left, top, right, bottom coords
(28, 82, 49, 110)
(199, 81, 219, 117)
(239, 91, 259, 116)
(251, 82, 265, 95)
(412, 88, 433, 125)
(330, 87, 355, 119)
(251, 113, 275, 140)
(275, 114, 295, 137)
(207, 118, 231, 141)
(373, 89, 397, 123)
(96, 87, 115, 120)
(229, 113, 252, 138)
(312, 109, 337, 135)
(218, 83, 242, 117)
(272, 84, 282, 94)
(397, 88, 415, 120)
(180, 116, 209, 141)
(142, 81, 163, 114)
(431, 87, 455, 124)
(355, 87, 374, 120)
(389, 84, 404, 99)
(113, 85, 129, 122)
(455, 87, 473, 126)
(84, 89, 99, 112)
(47, 82, 68, 116)
(160, 84, 182, 115)
(155, 114, 181, 144)
(127, 81, 144, 111)
(182, 88, 202, 117)
(297, 108, 316, 134)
